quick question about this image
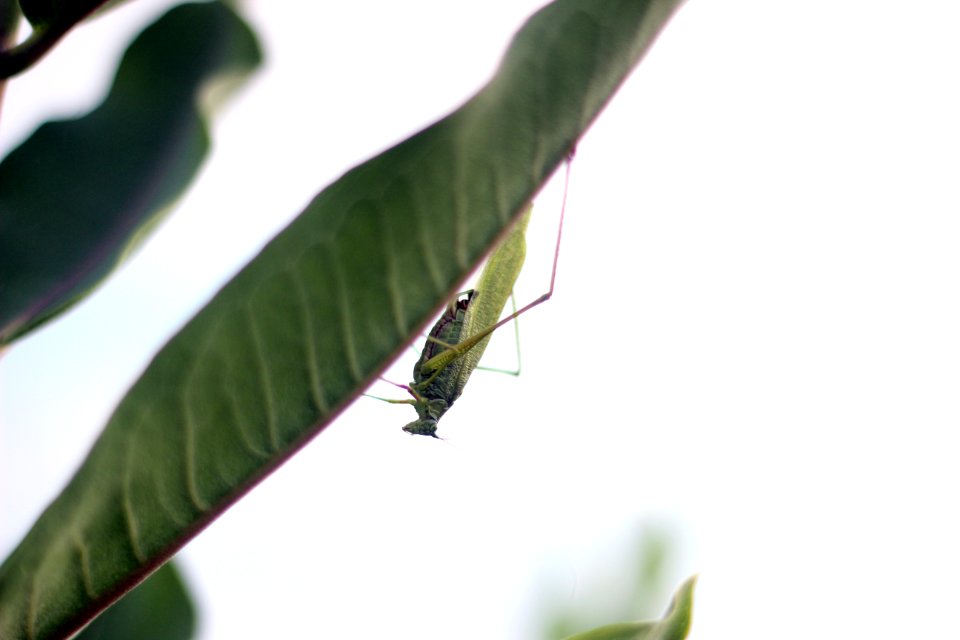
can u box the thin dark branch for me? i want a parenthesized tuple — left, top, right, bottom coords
(0, 0, 113, 78)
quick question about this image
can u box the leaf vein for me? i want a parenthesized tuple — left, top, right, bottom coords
(410, 182, 446, 295)
(330, 247, 363, 383)
(122, 411, 147, 564)
(379, 201, 407, 338)
(453, 154, 469, 271)
(26, 571, 38, 640)
(182, 398, 211, 513)
(243, 299, 281, 452)
(290, 267, 331, 415)
(72, 533, 96, 600)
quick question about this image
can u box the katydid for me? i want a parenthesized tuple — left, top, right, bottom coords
(386, 159, 569, 438)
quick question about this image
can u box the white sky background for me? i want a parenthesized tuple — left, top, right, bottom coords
(2, 1, 960, 638)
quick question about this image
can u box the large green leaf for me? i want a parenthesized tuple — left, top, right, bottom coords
(0, 1, 262, 344)
(560, 576, 697, 640)
(0, 0, 685, 637)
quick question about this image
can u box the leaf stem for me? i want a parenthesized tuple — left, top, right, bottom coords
(0, 0, 114, 79)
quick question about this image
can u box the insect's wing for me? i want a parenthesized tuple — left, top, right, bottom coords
(452, 206, 531, 396)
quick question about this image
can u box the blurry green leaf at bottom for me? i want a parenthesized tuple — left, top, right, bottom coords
(0, 1, 686, 639)
(0, 0, 262, 345)
(560, 576, 697, 640)
(75, 561, 195, 640)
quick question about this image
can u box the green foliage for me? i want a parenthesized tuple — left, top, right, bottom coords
(0, 0, 688, 638)
(560, 576, 696, 640)
(0, 1, 262, 344)
(74, 562, 195, 640)
(541, 527, 678, 639)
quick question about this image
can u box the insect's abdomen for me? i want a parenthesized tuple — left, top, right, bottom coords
(412, 292, 475, 416)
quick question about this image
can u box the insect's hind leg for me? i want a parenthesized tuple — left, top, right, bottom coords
(432, 153, 571, 375)
(364, 394, 417, 405)
(362, 377, 422, 404)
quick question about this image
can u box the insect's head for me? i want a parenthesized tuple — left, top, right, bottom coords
(403, 418, 439, 438)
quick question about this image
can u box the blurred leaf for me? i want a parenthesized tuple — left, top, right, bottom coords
(0, 0, 686, 638)
(75, 561, 195, 640)
(0, 0, 262, 344)
(0, 0, 149, 77)
(543, 526, 676, 639)
(631, 528, 672, 616)
(560, 576, 697, 640)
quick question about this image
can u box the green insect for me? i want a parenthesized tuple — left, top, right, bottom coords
(380, 158, 570, 438)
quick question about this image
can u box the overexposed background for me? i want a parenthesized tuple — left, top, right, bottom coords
(3, 1, 960, 638)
